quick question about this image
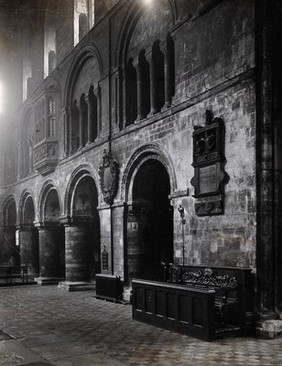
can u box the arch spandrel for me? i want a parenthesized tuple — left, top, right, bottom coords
(127, 1, 174, 61)
(116, 0, 176, 66)
(72, 57, 100, 102)
(64, 44, 103, 108)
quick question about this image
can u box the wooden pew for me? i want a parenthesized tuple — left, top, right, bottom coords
(132, 265, 255, 341)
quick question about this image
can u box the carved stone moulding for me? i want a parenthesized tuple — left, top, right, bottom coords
(191, 110, 228, 216)
(98, 149, 119, 205)
(33, 139, 58, 176)
(195, 198, 223, 216)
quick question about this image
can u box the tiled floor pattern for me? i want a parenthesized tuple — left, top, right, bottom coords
(0, 285, 281, 365)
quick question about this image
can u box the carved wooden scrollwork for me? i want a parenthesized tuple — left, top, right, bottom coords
(98, 149, 119, 205)
(191, 110, 229, 216)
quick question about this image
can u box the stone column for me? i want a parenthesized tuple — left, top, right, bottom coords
(78, 102, 84, 149)
(0, 226, 19, 266)
(69, 109, 73, 154)
(134, 58, 143, 121)
(36, 224, 61, 283)
(63, 108, 70, 156)
(58, 217, 94, 291)
(114, 66, 123, 131)
(64, 224, 90, 282)
(98, 205, 112, 275)
(126, 201, 153, 283)
(160, 42, 171, 108)
(86, 94, 94, 144)
(121, 67, 127, 129)
(147, 51, 157, 115)
(17, 225, 39, 277)
(257, 0, 276, 320)
(97, 85, 102, 137)
(17, 142, 21, 180)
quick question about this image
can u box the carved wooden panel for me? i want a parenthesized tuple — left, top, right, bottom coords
(98, 149, 119, 205)
(191, 110, 228, 216)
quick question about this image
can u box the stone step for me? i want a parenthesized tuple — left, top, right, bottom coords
(58, 281, 96, 292)
(35, 277, 64, 285)
(256, 319, 282, 339)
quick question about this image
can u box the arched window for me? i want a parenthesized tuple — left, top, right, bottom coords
(71, 100, 79, 152)
(166, 33, 175, 105)
(44, 27, 56, 78)
(152, 40, 165, 112)
(125, 58, 137, 126)
(89, 86, 98, 141)
(79, 13, 88, 41)
(79, 94, 88, 147)
(23, 57, 32, 101)
(34, 99, 45, 144)
(21, 109, 34, 178)
(47, 96, 56, 137)
(74, 0, 95, 45)
(139, 50, 150, 119)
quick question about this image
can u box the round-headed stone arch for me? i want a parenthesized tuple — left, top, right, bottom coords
(116, 0, 176, 66)
(18, 190, 39, 275)
(122, 144, 176, 283)
(0, 196, 19, 266)
(64, 168, 101, 282)
(121, 143, 177, 202)
(65, 46, 103, 153)
(38, 181, 64, 279)
(21, 105, 34, 178)
(65, 45, 103, 107)
(2, 195, 17, 229)
(19, 190, 36, 225)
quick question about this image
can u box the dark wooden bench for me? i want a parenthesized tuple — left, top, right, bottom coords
(0, 265, 29, 284)
(95, 274, 124, 302)
(132, 279, 217, 341)
(132, 264, 254, 341)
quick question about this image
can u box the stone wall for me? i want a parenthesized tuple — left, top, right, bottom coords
(0, 0, 257, 278)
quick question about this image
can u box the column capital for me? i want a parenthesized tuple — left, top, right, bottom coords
(145, 50, 153, 62)
(159, 40, 167, 55)
(59, 215, 94, 227)
(132, 57, 139, 69)
(84, 94, 90, 103)
(16, 223, 35, 231)
(59, 216, 71, 226)
(34, 221, 61, 230)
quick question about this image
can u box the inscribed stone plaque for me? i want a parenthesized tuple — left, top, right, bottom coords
(199, 164, 217, 194)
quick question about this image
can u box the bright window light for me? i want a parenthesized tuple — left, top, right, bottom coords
(0, 81, 3, 114)
(142, 0, 153, 5)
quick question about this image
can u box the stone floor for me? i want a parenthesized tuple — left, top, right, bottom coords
(0, 285, 281, 365)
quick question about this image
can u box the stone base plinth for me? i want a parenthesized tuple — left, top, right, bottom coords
(122, 286, 132, 304)
(58, 281, 95, 292)
(35, 277, 63, 285)
(256, 319, 282, 339)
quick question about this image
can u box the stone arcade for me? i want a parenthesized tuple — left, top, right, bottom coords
(0, 0, 282, 338)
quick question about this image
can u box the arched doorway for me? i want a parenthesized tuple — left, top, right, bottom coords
(65, 172, 100, 282)
(19, 194, 39, 276)
(38, 185, 65, 280)
(1, 198, 20, 266)
(126, 159, 173, 283)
